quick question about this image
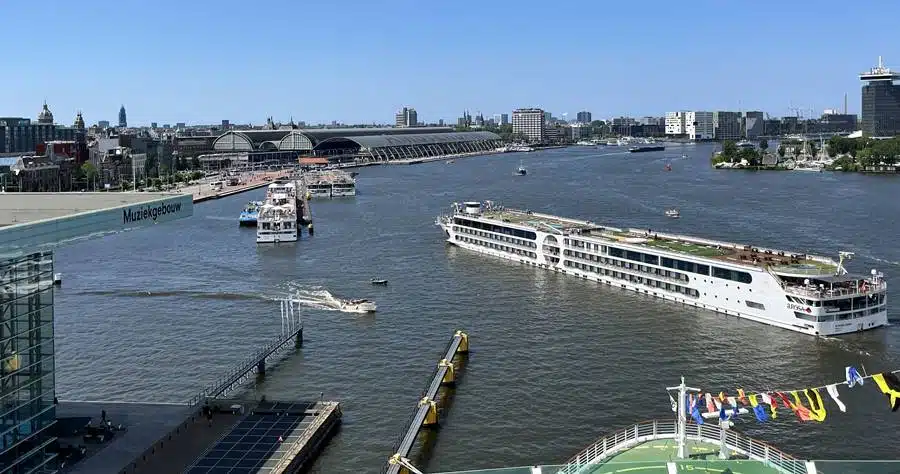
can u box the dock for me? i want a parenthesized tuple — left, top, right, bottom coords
(385, 331, 469, 474)
(56, 296, 343, 474)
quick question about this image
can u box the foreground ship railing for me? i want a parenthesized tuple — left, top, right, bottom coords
(555, 419, 808, 474)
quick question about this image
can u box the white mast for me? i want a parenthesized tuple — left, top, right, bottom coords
(666, 376, 700, 459)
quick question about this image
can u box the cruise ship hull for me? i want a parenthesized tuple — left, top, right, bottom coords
(437, 205, 887, 337)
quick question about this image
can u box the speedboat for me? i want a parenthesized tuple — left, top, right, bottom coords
(370, 279, 388, 286)
(665, 209, 680, 218)
(339, 299, 377, 312)
(515, 161, 527, 176)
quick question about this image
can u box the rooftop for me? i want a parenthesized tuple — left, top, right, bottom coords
(0, 192, 188, 226)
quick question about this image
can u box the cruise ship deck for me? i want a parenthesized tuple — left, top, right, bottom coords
(435, 438, 784, 473)
(481, 207, 838, 273)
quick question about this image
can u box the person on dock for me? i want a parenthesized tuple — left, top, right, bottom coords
(203, 402, 213, 427)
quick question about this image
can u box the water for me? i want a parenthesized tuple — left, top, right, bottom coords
(54, 144, 900, 472)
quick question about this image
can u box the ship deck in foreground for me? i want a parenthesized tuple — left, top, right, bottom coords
(437, 201, 887, 336)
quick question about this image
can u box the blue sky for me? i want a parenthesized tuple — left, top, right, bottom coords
(2, 0, 898, 126)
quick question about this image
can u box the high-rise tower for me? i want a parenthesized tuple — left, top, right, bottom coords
(860, 56, 900, 137)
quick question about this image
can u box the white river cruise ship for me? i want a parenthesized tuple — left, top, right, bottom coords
(257, 181, 300, 243)
(436, 201, 887, 336)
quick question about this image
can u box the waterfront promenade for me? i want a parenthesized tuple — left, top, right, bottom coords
(179, 170, 289, 203)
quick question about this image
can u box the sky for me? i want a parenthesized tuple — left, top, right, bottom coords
(2, 0, 899, 127)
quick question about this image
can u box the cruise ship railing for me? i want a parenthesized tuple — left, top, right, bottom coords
(784, 281, 886, 299)
(555, 420, 809, 474)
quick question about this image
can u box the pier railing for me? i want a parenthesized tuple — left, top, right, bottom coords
(556, 420, 809, 474)
(185, 298, 303, 408)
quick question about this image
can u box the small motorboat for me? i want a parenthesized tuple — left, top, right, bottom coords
(664, 163, 672, 171)
(339, 299, 377, 313)
(371, 279, 388, 286)
(681, 154, 688, 159)
(53, 273, 62, 286)
(446, 159, 455, 164)
(515, 161, 527, 176)
(239, 201, 263, 227)
(665, 209, 680, 219)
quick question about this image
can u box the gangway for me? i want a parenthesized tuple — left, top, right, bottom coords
(385, 330, 469, 474)
(186, 297, 303, 407)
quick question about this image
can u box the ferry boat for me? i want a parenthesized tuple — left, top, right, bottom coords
(257, 181, 300, 243)
(303, 170, 356, 198)
(665, 208, 680, 218)
(238, 201, 263, 227)
(508, 144, 534, 153)
(435, 201, 887, 336)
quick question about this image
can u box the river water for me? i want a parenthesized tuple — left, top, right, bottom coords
(53, 144, 900, 472)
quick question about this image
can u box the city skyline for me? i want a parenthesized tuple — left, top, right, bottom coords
(3, 0, 899, 126)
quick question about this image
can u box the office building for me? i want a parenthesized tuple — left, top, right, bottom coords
(576, 111, 592, 124)
(860, 56, 900, 137)
(500, 114, 509, 126)
(118, 105, 127, 128)
(665, 112, 686, 136)
(0, 103, 78, 154)
(744, 111, 765, 139)
(394, 107, 418, 128)
(512, 108, 545, 143)
(713, 111, 742, 140)
(685, 111, 714, 140)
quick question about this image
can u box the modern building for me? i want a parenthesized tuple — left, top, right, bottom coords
(713, 111, 742, 140)
(685, 111, 714, 140)
(118, 106, 127, 128)
(0, 191, 193, 473)
(576, 111, 592, 124)
(499, 114, 509, 126)
(859, 56, 900, 137)
(743, 111, 765, 139)
(394, 107, 417, 128)
(665, 112, 687, 136)
(512, 108, 545, 143)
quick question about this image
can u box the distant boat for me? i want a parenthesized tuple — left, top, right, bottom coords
(665, 209, 680, 218)
(446, 159, 455, 164)
(681, 154, 687, 159)
(515, 161, 527, 176)
(371, 279, 388, 286)
(664, 163, 672, 171)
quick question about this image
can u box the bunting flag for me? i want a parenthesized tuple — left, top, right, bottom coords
(872, 373, 900, 411)
(826, 384, 846, 412)
(683, 367, 900, 425)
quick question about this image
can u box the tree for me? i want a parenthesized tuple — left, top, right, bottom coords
(827, 144, 838, 158)
(759, 139, 768, 152)
(777, 145, 786, 159)
(81, 162, 98, 191)
(144, 155, 158, 177)
(721, 140, 738, 158)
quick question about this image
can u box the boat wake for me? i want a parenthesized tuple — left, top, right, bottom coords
(283, 283, 373, 313)
(76, 289, 270, 301)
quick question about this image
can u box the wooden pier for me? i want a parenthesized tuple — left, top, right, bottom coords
(385, 330, 469, 474)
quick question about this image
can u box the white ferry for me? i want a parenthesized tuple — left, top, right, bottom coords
(303, 170, 356, 198)
(257, 181, 299, 243)
(436, 201, 887, 336)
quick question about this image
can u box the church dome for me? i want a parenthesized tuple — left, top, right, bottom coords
(38, 102, 54, 124)
(74, 112, 85, 129)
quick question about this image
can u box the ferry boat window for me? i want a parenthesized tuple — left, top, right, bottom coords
(712, 266, 752, 284)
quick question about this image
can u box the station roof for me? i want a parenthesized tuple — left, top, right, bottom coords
(314, 131, 501, 150)
(213, 127, 456, 152)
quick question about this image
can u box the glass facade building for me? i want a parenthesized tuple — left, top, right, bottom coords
(0, 252, 56, 473)
(861, 81, 900, 137)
